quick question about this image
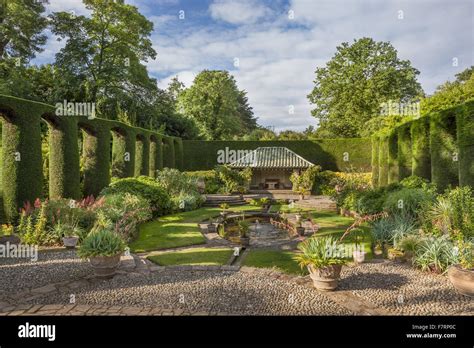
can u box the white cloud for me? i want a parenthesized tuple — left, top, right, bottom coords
(209, 0, 272, 25)
(45, 0, 90, 16)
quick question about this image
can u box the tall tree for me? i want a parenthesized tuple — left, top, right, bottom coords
(236, 90, 258, 133)
(0, 0, 48, 61)
(178, 70, 242, 140)
(50, 0, 157, 118)
(308, 37, 423, 138)
(420, 66, 474, 115)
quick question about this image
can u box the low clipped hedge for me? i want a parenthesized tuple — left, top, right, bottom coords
(100, 176, 171, 217)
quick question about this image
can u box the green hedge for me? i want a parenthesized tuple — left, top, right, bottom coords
(397, 123, 412, 181)
(135, 135, 150, 177)
(0, 95, 47, 220)
(163, 137, 175, 169)
(410, 117, 431, 180)
(182, 139, 372, 172)
(48, 116, 81, 200)
(81, 124, 111, 197)
(174, 138, 184, 170)
(387, 131, 399, 184)
(456, 100, 474, 187)
(0, 95, 172, 220)
(111, 129, 135, 178)
(371, 137, 379, 187)
(430, 110, 459, 191)
(378, 136, 389, 187)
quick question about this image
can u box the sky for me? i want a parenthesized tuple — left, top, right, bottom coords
(35, 0, 474, 132)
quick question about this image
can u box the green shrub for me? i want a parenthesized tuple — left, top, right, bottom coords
(413, 235, 458, 273)
(215, 165, 252, 194)
(95, 193, 152, 242)
(100, 176, 171, 217)
(383, 187, 435, 218)
(355, 188, 386, 215)
(294, 236, 347, 269)
(77, 228, 126, 258)
(171, 191, 205, 212)
(185, 170, 220, 194)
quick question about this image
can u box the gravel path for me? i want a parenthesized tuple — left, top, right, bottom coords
(26, 269, 354, 315)
(0, 250, 92, 294)
(339, 261, 474, 315)
(2, 250, 473, 315)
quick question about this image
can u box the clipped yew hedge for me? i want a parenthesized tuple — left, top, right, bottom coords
(371, 137, 379, 187)
(372, 100, 474, 191)
(182, 138, 372, 172)
(0, 95, 180, 221)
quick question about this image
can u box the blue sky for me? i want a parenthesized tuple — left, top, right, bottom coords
(36, 0, 473, 131)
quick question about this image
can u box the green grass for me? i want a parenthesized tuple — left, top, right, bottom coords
(130, 205, 259, 252)
(147, 247, 233, 266)
(268, 204, 314, 213)
(311, 210, 373, 259)
(243, 250, 307, 275)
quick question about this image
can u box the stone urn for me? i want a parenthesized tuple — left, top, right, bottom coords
(62, 236, 79, 249)
(307, 264, 342, 291)
(448, 265, 474, 297)
(89, 254, 122, 278)
(207, 223, 217, 233)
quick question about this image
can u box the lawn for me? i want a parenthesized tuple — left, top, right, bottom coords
(130, 205, 259, 252)
(147, 247, 234, 266)
(242, 250, 307, 276)
(311, 210, 373, 259)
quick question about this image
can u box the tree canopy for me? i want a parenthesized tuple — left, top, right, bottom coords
(308, 37, 423, 138)
(178, 70, 258, 140)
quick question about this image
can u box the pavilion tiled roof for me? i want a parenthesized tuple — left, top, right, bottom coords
(229, 147, 314, 169)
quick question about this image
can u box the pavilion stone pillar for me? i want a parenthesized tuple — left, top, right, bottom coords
(48, 117, 81, 200)
(111, 129, 135, 178)
(1, 111, 43, 221)
(82, 125, 111, 197)
(135, 135, 150, 177)
(163, 137, 175, 169)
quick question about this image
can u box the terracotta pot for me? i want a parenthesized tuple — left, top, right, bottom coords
(89, 254, 122, 278)
(63, 236, 79, 249)
(308, 264, 342, 291)
(448, 265, 474, 297)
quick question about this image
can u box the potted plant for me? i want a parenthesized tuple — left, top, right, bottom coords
(238, 220, 250, 247)
(295, 221, 305, 237)
(448, 239, 473, 297)
(220, 203, 230, 217)
(294, 236, 347, 291)
(51, 220, 83, 249)
(77, 227, 126, 278)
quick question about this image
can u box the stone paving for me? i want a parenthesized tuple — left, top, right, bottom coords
(0, 249, 472, 316)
